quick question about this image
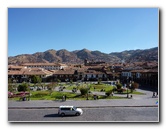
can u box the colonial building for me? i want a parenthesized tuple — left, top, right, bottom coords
(8, 60, 158, 90)
(84, 59, 106, 66)
(52, 69, 76, 82)
(83, 70, 107, 81)
(8, 66, 53, 83)
(8, 65, 27, 71)
(131, 69, 158, 89)
(21, 63, 67, 70)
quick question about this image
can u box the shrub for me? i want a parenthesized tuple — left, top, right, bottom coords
(80, 87, 89, 95)
(112, 87, 117, 92)
(100, 89, 105, 92)
(105, 89, 113, 96)
(117, 88, 123, 94)
(116, 83, 122, 89)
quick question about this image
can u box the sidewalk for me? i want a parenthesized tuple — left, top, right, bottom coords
(8, 97, 159, 109)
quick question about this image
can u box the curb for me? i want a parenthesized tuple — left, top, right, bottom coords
(8, 105, 158, 109)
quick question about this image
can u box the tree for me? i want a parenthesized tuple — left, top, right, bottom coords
(8, 78, 13, 92)
(98, 78, 102, 84)
(130, 82, 139, 93)
(17, 83, 28, 92)
(57, 79, 61, 83)
(41, 83, 46, 90)
(29, 75, 42, 84)
(70, 79, 73, 84)
(47, 83, 56, 91)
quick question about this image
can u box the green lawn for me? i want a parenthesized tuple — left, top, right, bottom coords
(89, 84, 114, 91)
(66, 83, 115, 92)
(8, 83, 145, 101)
(8, 90, 126, 101)
(130, 91, 145, 95)
(114, 90, 145, 95)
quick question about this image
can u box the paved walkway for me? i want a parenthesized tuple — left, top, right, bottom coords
(8, 89, 159, 109)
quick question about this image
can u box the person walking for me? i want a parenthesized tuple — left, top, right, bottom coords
(65, 95, 66, 101)
(152, 92, 155, 98)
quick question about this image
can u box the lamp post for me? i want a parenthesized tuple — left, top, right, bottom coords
(87, 92, 89, 100)
(86, 84, 90, 100)
(127, 85, 129, 98)
(13, 79, 16, 92)
(126, 77, 129, 98)
(28, 79, 31, 101)
(15, 79, 18, 92)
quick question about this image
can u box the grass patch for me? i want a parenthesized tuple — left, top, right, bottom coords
(65, 85, 77, 90)
(89, 84, 114, 92)
(98, 95, 126, 99)
(31, 91, 50, 98)
(51, 91, 77, 100)
(65, 83, 115, 93)
(114, 89, 145, 95)
(130, 91, 145, 95)
(8, 88, 143, 101)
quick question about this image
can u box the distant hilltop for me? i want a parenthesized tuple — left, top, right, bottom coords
(8, 47, 158, 65)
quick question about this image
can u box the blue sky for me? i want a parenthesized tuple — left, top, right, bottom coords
(8, 8, 158, 56)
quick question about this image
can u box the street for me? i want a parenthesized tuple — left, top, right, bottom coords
(8, 107, 158, 122)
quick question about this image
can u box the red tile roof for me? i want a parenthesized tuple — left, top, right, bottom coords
(53, 69, 75, 75)
(21, 63, 61, 66)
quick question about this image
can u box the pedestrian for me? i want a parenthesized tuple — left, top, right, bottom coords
(94, 95, 96, 100)
(62, 95, 65, 101)
(152, 92, 155, 98)
(130, 95, 133, 98)
(156, 92, 158, 98)
(65, 95, 66, 101)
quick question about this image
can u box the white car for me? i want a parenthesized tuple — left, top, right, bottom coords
(58, 106, 83, 116)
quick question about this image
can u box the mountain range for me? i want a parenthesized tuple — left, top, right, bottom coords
(8, 47, 158, 64)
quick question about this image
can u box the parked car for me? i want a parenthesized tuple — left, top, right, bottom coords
(58, 106, 83, 116)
